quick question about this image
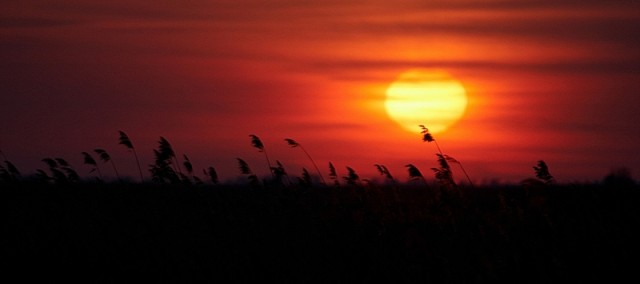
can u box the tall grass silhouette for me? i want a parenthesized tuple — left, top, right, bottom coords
(328, 162, 340, 186)
(419, 125, 445, 156)
(149, 137, 182, 184)
(205, 166, 218, 184)
(271, 160, 290, 186)
(0, 160, 21, 182)
(183, 154, 203, 184)
(159, 137, 182, 175)
(298, 168, 312, 187)
(284, 138, 326, 185)
(432, 154, 456, 187)
(0, 145, 19, 182)
(5, 130, 626, 188)
(406, 163, 428, 185)
(343, 166, 360, 186)
(374, 164, 395, 184)
(56, 158, 80, 182)
(419, 124, 472, 188)
(94, 149, 120, 181)
(40, 158, 58, 183)
(420, 125, 455, 186)
(40, 157, 79, 184)
(533, 160, 555, 184)
(237, 158, 260, 187)
(249, 134, 274, 179)
(118, 131, 144, 182)
(183, 155, 193, 175)
(445, 155, 474, 188)
(0, 130, 539, 186)
(81, 151, 102, 181)
(0, 148, 19, 182)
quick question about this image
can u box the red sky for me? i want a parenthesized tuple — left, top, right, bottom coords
(2, 0, 639, 184)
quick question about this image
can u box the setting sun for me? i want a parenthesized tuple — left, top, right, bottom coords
(385, 69, 468, 134)
(1, 1, 638, 184)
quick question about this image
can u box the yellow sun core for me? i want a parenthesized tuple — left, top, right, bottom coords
(385, 69, 468, 134)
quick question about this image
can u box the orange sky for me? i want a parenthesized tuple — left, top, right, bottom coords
(1, 0, 639, 183)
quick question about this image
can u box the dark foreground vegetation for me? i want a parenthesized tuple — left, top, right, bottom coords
(2, 182, 639, 283)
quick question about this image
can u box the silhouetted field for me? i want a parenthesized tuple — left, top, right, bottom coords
(2, 182, 639, 282)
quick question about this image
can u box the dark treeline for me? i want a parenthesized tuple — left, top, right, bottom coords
(2, 181, 639, 282)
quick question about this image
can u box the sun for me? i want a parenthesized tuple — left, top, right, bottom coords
(385, 69, 468, 134)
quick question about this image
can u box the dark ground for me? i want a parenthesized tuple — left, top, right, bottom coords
(1, 182, 639, 283)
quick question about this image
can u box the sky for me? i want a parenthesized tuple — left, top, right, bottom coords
(1, 0, 639, 184)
